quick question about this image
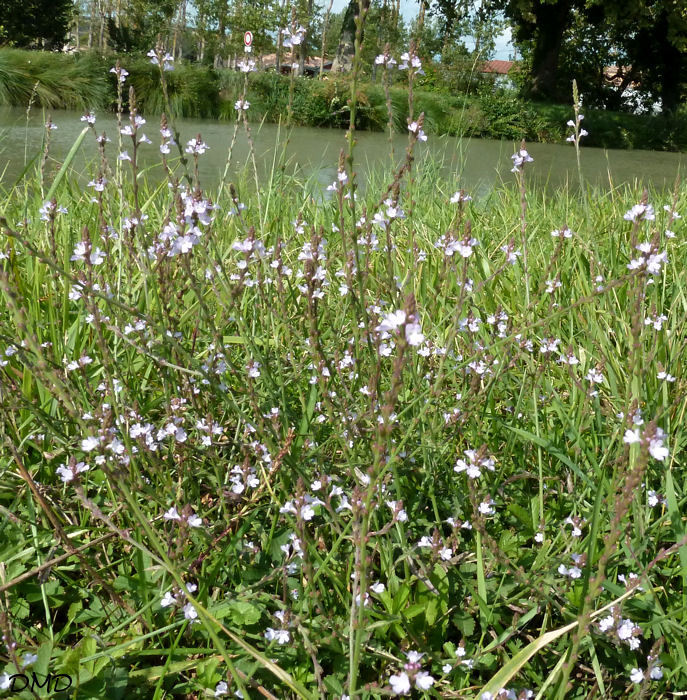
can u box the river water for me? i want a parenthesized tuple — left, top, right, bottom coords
(0, 106, 684, 197)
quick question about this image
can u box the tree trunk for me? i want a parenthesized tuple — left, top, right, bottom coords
(525, 0, 574, 101)
(319, 0, 333, 78)
(87, 0, 96, 48)
(332, 0, 369, 73)
(417, 0, 425, 36)
(216, 8, 226, 68)
(657, 15, 682, 113)
(98, 0, 106, 52)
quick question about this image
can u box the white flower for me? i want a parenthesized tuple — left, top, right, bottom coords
(649, 436, 669, 461)
(187, 514, 203, 528)
(456, 238, 478, 258)
(81, 436, 100, 452)
(161, 591, 176, 607)
(301, 504, 316, 521)
(617, 619, 635, 640)
(415, 672, 434, 690)
(647, 490, 659, 507)
(407, 121, 427, 141)
(88, 177, 107, 192)
(511, 148, 533, 172)
(376, 309, 406, 332)
(185, 137, 209, 155)
(164, 506, 181, 521)
(405, 321, 425, 346)
(624, 203, 655, 222)
(264, 628, 290, 644)
(551, 226, 573, 238)
(235, 99, 250, 111)
(0, 673, 10, 690)
(370, 582, 386, 594)
(623, 429, 641, 444)
(237, 59, 256, 73)
(90, 247, 106, 265)
(585, 368, 604, 384)
(214, 681, 229, 697)
(22, 653, 38, 667)
(183, 602, 198, 620)
(630, 668, 644, 684)
(479, 499, 495, 516)
(56, 461, 89, 483)
(389, 672, 411, 695)
(650, 665, 663, 680)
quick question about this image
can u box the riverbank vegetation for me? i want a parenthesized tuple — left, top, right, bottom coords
(2, 0, 687, 153)
(2, 47, 687, 152)
(1, 34, 686, 698)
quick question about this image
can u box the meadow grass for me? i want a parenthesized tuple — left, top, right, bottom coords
(0, 44, 686, 700)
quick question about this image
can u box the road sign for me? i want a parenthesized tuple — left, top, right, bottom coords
(244, 31, 253, 47)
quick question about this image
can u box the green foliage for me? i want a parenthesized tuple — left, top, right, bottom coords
(0, 0, 73, 49)
(113, 0, 178, 52)
(473, 85, 549, 140)
(1, 113, 686, 697)
(0, 49, 110, 110)
(126, 59, 220, 119)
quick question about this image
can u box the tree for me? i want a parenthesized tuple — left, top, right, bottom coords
(0, 0, 74, 48)
(490, 0, 687, 110)
(598, 0, 687, 113)
(105, 0, 177, 53)
(487, 0, 586, 101)
(331, 0, 371, 72)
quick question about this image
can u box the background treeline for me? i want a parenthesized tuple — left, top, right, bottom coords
(0, 0, 686, 149)
(1, 47, 686, 152)
(1, 0, 685, 114)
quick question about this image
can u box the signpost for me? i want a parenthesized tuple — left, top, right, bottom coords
(244, 31, 253, 51)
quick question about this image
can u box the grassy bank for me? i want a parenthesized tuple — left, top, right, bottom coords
(0, 95, 685, 698)
(1, 48, 687, 151)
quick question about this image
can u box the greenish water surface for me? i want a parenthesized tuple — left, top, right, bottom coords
(0, 106, 684, 197)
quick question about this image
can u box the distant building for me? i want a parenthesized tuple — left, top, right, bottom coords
(603, 65, 640, 90)
(480, 59, 514, 76)
(479, 59, 516, 88)
(261, 53, 333, 76)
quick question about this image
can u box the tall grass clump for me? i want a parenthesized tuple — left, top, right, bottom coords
(1, 16, 687, 700)
(0, 49, 110, 111)
(127, 58, 221, 119)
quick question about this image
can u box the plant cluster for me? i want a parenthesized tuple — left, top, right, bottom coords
(0, 35, 686, 700)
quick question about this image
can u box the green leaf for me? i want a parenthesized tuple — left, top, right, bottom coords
(226, 601, 262, 626)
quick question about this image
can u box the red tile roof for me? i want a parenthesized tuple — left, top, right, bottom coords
(480, 60, 514, 75)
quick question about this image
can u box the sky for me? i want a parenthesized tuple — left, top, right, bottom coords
(328, 0, 514, 60)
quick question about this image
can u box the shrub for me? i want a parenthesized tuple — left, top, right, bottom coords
(0, 49, 110, 110)
(126, 58, 220, 119)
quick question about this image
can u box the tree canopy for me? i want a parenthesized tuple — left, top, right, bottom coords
(0, 0, 73, 48)
(488, 0, 687, 112)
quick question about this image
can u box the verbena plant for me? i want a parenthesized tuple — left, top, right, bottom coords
(0, 20, 686, 700)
